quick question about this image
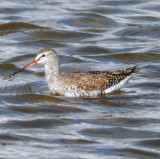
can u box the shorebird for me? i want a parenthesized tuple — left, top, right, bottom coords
(10, 48, 140, 97)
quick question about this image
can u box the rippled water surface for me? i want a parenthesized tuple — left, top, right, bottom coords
(0, 0, 160, 158)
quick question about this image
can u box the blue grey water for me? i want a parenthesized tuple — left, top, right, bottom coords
(0, 0, 160, 158)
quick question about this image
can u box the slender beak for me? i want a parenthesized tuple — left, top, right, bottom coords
(9, 59, 39, 77)
(23, 60, 39, 69)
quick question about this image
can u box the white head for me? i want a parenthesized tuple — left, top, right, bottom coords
(35, 48, 58, 64)
(10, 48, 60, 77)
(24, 48, 58, 69)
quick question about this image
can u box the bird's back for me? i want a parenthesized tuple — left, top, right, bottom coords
(61, 66, 140, 97)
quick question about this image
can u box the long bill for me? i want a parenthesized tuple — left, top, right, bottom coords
(9, 60, 39, 77)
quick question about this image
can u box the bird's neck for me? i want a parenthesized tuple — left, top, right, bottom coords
(44, 57, 61, 82)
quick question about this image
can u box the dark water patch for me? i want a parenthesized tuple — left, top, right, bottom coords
(21, 39, 67, 48)
(141, 65, 160, 78)
(0, 22, 45, 30)
(116, 25, 160, 38)
(90, 6, 128, 14)
(138, 82, 160, 92)
(3, 54, 35, 64)
(0, 133, 41, 142)
(2, 118, 75, 129)
(0, 63, 15, 71)
(102, 93, 143, 102)
(85, 117, 160, 128)
(57, 138, 97, 144)
(3, 16, 22, 21)
(99, 0, 148, 6)
(80, 127, 160, 139)
(104, 93, 160, 107)
(3, 94, 64, 105)
(108, 47, 145, 55)
(70, 12, 118, 28)
(0, 7, 34, 14)
(108, 52, 160, 63)
(8, 103, 85, 114)
(59, 54, 86, 65)
(128, 16, 160, 21)
(0, 22, 46, 35)
(0, 8, 18, 14)
(111, 148, 160, 159)
(27, 29, 96, 42)
(84, 28, 107, 34)
(76, 46, 110, 55)
(137, 139, 160, 148)
(100, 99, 138, 108)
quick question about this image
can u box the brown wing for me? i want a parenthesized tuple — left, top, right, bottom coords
(91, 66, 140, 88)
(64, 66, 140, 91)
(63, 72, 109, 91)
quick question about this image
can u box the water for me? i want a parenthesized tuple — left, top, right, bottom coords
(0, 0, 160, 158)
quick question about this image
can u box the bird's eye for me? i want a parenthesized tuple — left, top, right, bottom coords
(42, 54, 45, 57)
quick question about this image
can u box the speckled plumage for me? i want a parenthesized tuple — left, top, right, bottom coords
(59, 66, 139, 97)
(25, 48, 140, 97)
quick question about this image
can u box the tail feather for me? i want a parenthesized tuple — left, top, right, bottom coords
(105, 65, 140, 90)
(105, 66, 140, 93)
(125, 65, 140, 74)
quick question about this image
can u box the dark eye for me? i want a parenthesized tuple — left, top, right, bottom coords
(42, 54, 45, 57)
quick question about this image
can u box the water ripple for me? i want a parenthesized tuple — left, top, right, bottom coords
(0, 0, 160, 159)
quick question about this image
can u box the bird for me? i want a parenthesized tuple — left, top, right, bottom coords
(10, 48, 140, 97)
